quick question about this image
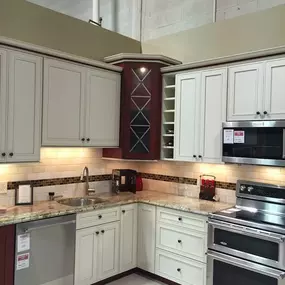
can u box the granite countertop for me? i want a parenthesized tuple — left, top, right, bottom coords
(0, 191, 232, 226)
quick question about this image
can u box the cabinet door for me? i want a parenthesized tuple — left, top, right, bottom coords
(264, 59, 285, 120)
(0, 225, 15, 285)
(120, 204, 137, 272)
(227, 63, 264, 121)
(85, 69, 120, 147)
(74, 227, 99, 285)
(0, 49, 7, 163)
(42, 59, 85, 146)
(199, 69, 227, 164)
(174, 72, 201, 162)
(98, 222, 120, 280)
(6, 51, 42, 162)
(137, 204, 156, 273)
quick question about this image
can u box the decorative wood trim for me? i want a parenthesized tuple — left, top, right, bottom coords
(161, 46, 285, 73)
(0, 36, 122, 73)
(104, 53, 181, 65)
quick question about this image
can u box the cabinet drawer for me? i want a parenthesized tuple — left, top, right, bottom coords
(77, 207, 120, 229)
(157, 207, 207, 232)
(157, 223, 207, 262)
(155, 249, 206, 285)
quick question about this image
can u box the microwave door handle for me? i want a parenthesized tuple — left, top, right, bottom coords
(207, 250, 285, 280)
(208, 220, 285, 243)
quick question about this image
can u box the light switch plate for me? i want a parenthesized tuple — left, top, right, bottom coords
(0, 182, 7, 194)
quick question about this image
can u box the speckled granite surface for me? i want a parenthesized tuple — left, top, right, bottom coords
(0, 191, 232, 226)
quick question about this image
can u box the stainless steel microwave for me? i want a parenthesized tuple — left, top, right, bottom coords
(222, 121, 285, 167)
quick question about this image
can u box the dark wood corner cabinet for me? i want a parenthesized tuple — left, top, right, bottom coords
(0, 225, 15, 285)
(103, 54, 180, 160)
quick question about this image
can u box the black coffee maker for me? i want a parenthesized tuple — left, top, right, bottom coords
(112, 169, 137, 194)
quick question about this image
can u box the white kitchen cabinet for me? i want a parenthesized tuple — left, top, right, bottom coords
(199, 69, 227, 163)
(75, 221, 120, 285)
(42, 59, 86, 146)
(227, 63, 264, 121)
(0, 48, 42, 163)
(75, 227, 99, 285)
(174, 72, 201, 162)
(137, 204, 156, 273)
(42, 58, 121, 147)
(264, 58, 285, 120)
(85, 69, 120, 147)
(174, 68, 227, 163)
(120, 204, 137, 272)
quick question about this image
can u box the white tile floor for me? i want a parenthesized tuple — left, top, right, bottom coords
(107, 274, 166, 285)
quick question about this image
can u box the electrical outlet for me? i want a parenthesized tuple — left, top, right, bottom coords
(0, 182, 7, 194)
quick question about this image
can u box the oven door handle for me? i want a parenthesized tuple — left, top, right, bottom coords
(208, 220, 285, 243)
(207, 250, 285, 280)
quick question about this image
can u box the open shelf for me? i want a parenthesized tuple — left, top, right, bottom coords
(164, 85, 175, 89)
(162, 146, 174, 149)
(164, 97, 175, 101)
(164, 109, 175, 113)
(163, 134, 174, 137)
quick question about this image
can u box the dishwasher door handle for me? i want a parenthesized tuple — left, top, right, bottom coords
(23, 220, 76, 233)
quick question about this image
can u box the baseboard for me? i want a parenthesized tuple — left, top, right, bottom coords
(94, 267, 179, 285)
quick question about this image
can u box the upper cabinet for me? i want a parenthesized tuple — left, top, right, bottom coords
(42, 58, 121, 147)
(174, 68, 227, 163)
(0, 48, 42, 163)
(228, 58, 285, 121)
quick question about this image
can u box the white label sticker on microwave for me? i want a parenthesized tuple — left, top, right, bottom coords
(234, 131, 245, 144)
(16, 253, 30, 270)
(17, 233, 30, 253)
(224, 129, 234, 144)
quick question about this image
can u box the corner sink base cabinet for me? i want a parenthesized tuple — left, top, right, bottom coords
(74, 204, 207, 285)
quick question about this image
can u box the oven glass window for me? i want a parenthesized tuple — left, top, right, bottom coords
(223, 127, 283, 159)
(214, 228, 279, 261)
(213, 260, 277, 285)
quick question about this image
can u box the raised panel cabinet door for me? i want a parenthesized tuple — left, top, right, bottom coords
(174, 72, 201, 162)
(74, 227, 99, 285)
(85, 69, 121, 147)
(98, 221, 120, 280)
(199, 69, 227, 164)
(7, 51, 42, 162)
(120, 204, 138, 272)
(42, 59, 85, 146)
(137, 204, 156, 273)
(227, 63, 264, 121)
(0, 49, 7, 163)
(264, 58, 285, 120)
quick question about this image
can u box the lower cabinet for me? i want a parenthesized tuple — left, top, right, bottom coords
(120, 204, 138, 272)
(74, 221, 120, 285)
(137, 204, 156, 273)
(0, 225, 15, 285)
(156, 249, 206, 285)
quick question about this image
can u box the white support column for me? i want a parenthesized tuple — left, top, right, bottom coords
(110, 0, 117, 32)
(92, 0, 100, 23)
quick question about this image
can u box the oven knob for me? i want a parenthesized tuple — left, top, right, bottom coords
(247, 186, 254, 193)
(240, 185, 246, 192)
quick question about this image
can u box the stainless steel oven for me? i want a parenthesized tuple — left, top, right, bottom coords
(207, 250, 285, 285)
(222, 121, 285, 166)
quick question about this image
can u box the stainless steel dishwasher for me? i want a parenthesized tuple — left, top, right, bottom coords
(14, 214, 76, 285)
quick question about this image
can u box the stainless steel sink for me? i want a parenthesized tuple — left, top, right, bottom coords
(57, 197, 104, 207)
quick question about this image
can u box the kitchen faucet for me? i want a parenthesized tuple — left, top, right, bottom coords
(80, 166, 96, 196)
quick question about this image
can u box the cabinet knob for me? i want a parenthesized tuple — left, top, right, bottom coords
(81, 138, 85, 142)
(98, 215, 102, 219)
(264, 111, 268, 115)
(178, 239, 182, 243)
(178, 217, 182, 221)
(193, 155, 197, 158)
(1, 153, 5, 157)
(122, 210, 125, 214)
(198, 155, 202, 158)
(177, 268, 181, 272)
(96, 231, 99, 235)
(101, 230, 105, 234)
(256, 111, 261, 115)
(9, 152, 13, 157)
(87, 138, 90, 142)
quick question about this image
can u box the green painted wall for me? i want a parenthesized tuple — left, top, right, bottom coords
(0, 0, 141, 60)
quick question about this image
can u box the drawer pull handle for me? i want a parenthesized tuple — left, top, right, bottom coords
(101, 230, 105, 234)
(178, 217, 182, 221)
(177, 268, 181, 272)
(122, 210, 125, 214)
(98, 215, 102, 219)
(96, 231, 99, 235)
(178, 239, 182, 243)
